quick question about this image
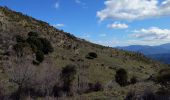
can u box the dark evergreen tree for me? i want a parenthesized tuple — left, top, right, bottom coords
(115, 68, 128, 86)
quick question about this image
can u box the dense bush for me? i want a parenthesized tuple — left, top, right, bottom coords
(130, 76, 137, 84)
(93, 82, 103, 92)
(86, 52, 98, 59)
(28, 31, 39, 37)
(115, 68, 128, 86)
(65, 32, 76, 39)
(13, 43, 25, 53)
(27, 36, 43, 52)
(52, 85, 63, 97)
(15, 35, 25, 43)
(36, 50, 44, 63)
(85, 55, 94, 59)
(27, 36, 53, 55)
(13, 32, 54, 64)
(157, 69, 170, 85)
(86, 82, 103, 93)
(13, 42, 30, 56)
(94, 82, 103, 91)
(62, 65, 77, 94)
(39, 38, 54, 54)
(89, 52, 97, 58)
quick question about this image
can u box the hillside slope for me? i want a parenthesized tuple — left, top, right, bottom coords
(0, 7, 168, 99)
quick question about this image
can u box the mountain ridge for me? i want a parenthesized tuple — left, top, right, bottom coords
(118, 43, 170, 64)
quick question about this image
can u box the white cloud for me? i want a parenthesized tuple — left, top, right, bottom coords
(55, 2, 60, 9)
(53, 24, 65, 27)
(131, 27, 170, 40)
(107, 22, 128, 29)
(129, 27, 170, 45)
(90, 27, 170, 46)
(97, 0, 170, 21)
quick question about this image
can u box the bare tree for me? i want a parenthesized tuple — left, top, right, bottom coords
(34, 58, 61, 96)
(6, 55, 36, 99)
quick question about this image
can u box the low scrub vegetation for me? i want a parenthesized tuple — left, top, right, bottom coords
(87, 82, 103, 92)
(125, 87, 170, 100)
(2, 55, 80, 99)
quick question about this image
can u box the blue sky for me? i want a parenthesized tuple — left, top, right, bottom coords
(1, 0, 170, 47)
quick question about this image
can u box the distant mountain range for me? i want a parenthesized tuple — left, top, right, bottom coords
(117, 43, 170, 64)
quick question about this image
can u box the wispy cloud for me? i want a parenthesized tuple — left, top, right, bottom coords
(55, 2, 60, 9)
(107, 22, 128, 29)
(53, 24, 65, 27)
(97, 0, 170, 21)
(75, 0, 87, 8)
(75, 0, 82, 4)
(99, 33, 107, 37)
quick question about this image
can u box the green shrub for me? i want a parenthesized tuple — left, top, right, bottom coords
(62, 65, 76, 82)
(93, 82, 103, 91)
(115, 68, 128, 86)
(85, 55, 94, 59)
(36, 50, 44, 63)
(29, 44, 38, 53)
(65, 33, 76, 39)
(27, 36, 53, 54)
(87, 82, 103, 93)
(32, 60, 40, 65)
(13, 42, 29, 56)
(28, 31, 39, 37)
(157, 69, 170, 85)
(26, 36, 43, 52)
(39, 38, 53, 54)
(15, 35, 25, 43)
(13, 32, 53, 64)
(13, 43, 24, 52)
(86, 52, 98, 59)
(89, 52, 97, 58)
(130, 76, 137, 84)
